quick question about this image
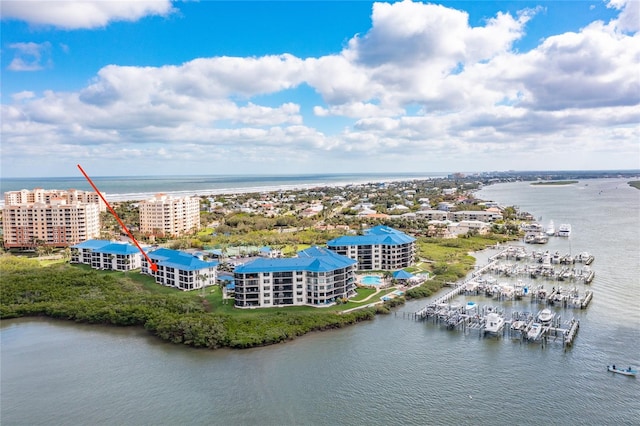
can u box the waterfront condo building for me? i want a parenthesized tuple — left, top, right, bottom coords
(141, 248, 218, 291)
(139, 194, 201, 237)
(233, 246, 357, 308)
(326, 225, 416, 271)
(4, 188, 106, 211)
(2, 199, 101, 248)
(71, 239, 141, 271)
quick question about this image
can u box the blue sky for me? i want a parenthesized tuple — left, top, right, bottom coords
(1, 0, 638, 177)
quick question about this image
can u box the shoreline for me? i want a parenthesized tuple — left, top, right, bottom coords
(0, 172, 446, 207)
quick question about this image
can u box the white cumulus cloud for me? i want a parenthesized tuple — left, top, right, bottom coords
(1, 0, 175, 29)
(1, 0, 639, 175)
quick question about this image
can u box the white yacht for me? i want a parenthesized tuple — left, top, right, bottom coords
(557, 224, 571, 237)
(484, 312, 505, 335)
(527, 323, 543, 341)
(537, 308, 554, 324)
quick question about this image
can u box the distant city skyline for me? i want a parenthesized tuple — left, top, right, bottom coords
(1, 0, 639, 177)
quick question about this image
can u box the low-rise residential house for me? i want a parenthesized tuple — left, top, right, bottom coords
(233, 246, 357, 308)
(437, 202, 455, 211)
(326, 225, 416, 271)
(141, 248, 218, 291)
(357, 208, 378, 216)
(301, 203, 324, 217)
(448, 220, 490, 237)
(71, 239, 141, 271)
(258, 246, 282, 258)
(364, 213, 390, 220)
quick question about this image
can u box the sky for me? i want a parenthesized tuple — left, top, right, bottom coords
(1, 0, 639, 177)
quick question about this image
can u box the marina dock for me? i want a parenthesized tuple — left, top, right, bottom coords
(409, 245, 594, 349)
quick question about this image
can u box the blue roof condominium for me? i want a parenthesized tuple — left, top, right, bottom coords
(326, 225, 416, 271)
(141, 248, 218, 291)
(71, 239, 142, 271)
(233, 246, 357, 308)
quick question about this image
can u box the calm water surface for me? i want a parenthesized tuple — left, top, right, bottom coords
(2, 178, 639, 425)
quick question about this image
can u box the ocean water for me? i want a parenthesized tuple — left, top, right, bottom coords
(2, 177, 639, 425)
(0, 172, 447, 205)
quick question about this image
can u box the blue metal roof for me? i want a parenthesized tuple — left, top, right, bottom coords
(72, 239, 112, 250)
(234, 246, 356, 274)
(72, 239, 139, 255)
(99, 243, 141, 255)
(148, 248, 219, 271)
(327, 225, 415, 247)
(392, 269, 414, 280)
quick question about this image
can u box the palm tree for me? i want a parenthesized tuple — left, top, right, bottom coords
(63, 247, 72, 262)
(198, 272, 209, 297)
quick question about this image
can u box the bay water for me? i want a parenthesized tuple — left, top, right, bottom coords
(2, 177, 639, 425)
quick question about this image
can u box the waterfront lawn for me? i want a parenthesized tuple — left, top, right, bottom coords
(349, 287, 377, 302)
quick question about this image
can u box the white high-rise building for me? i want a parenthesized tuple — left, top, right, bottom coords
(139, 194, 201, 237)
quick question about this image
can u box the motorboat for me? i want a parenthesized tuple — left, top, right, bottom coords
(524, 232, 548, 244)
(545, 220, 555, 236)
(538, 308, 554, 324)
(576, 252, 595, 265)
(557, 223, 571, 237)
(511, 320, 526, 331)
(527, 322, 543, 340)
(484, 312, 505, 335)
(607, 366, 637, 377)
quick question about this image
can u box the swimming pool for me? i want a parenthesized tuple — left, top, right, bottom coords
(361, 275, 382, 286)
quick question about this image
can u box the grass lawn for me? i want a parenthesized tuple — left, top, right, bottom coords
(349, 287, 377, 302)
(38, 258, 68, 267)
(197, 227, 215, 236)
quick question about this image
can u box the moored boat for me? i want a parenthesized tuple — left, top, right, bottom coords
(538, 308, 554, 324)
(607, 365, 637, 377)
(545, 220, 555, 236)
(484, 312, 505, 335)
(527, 323, 543, 341)
(557, 223, 571, 237)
